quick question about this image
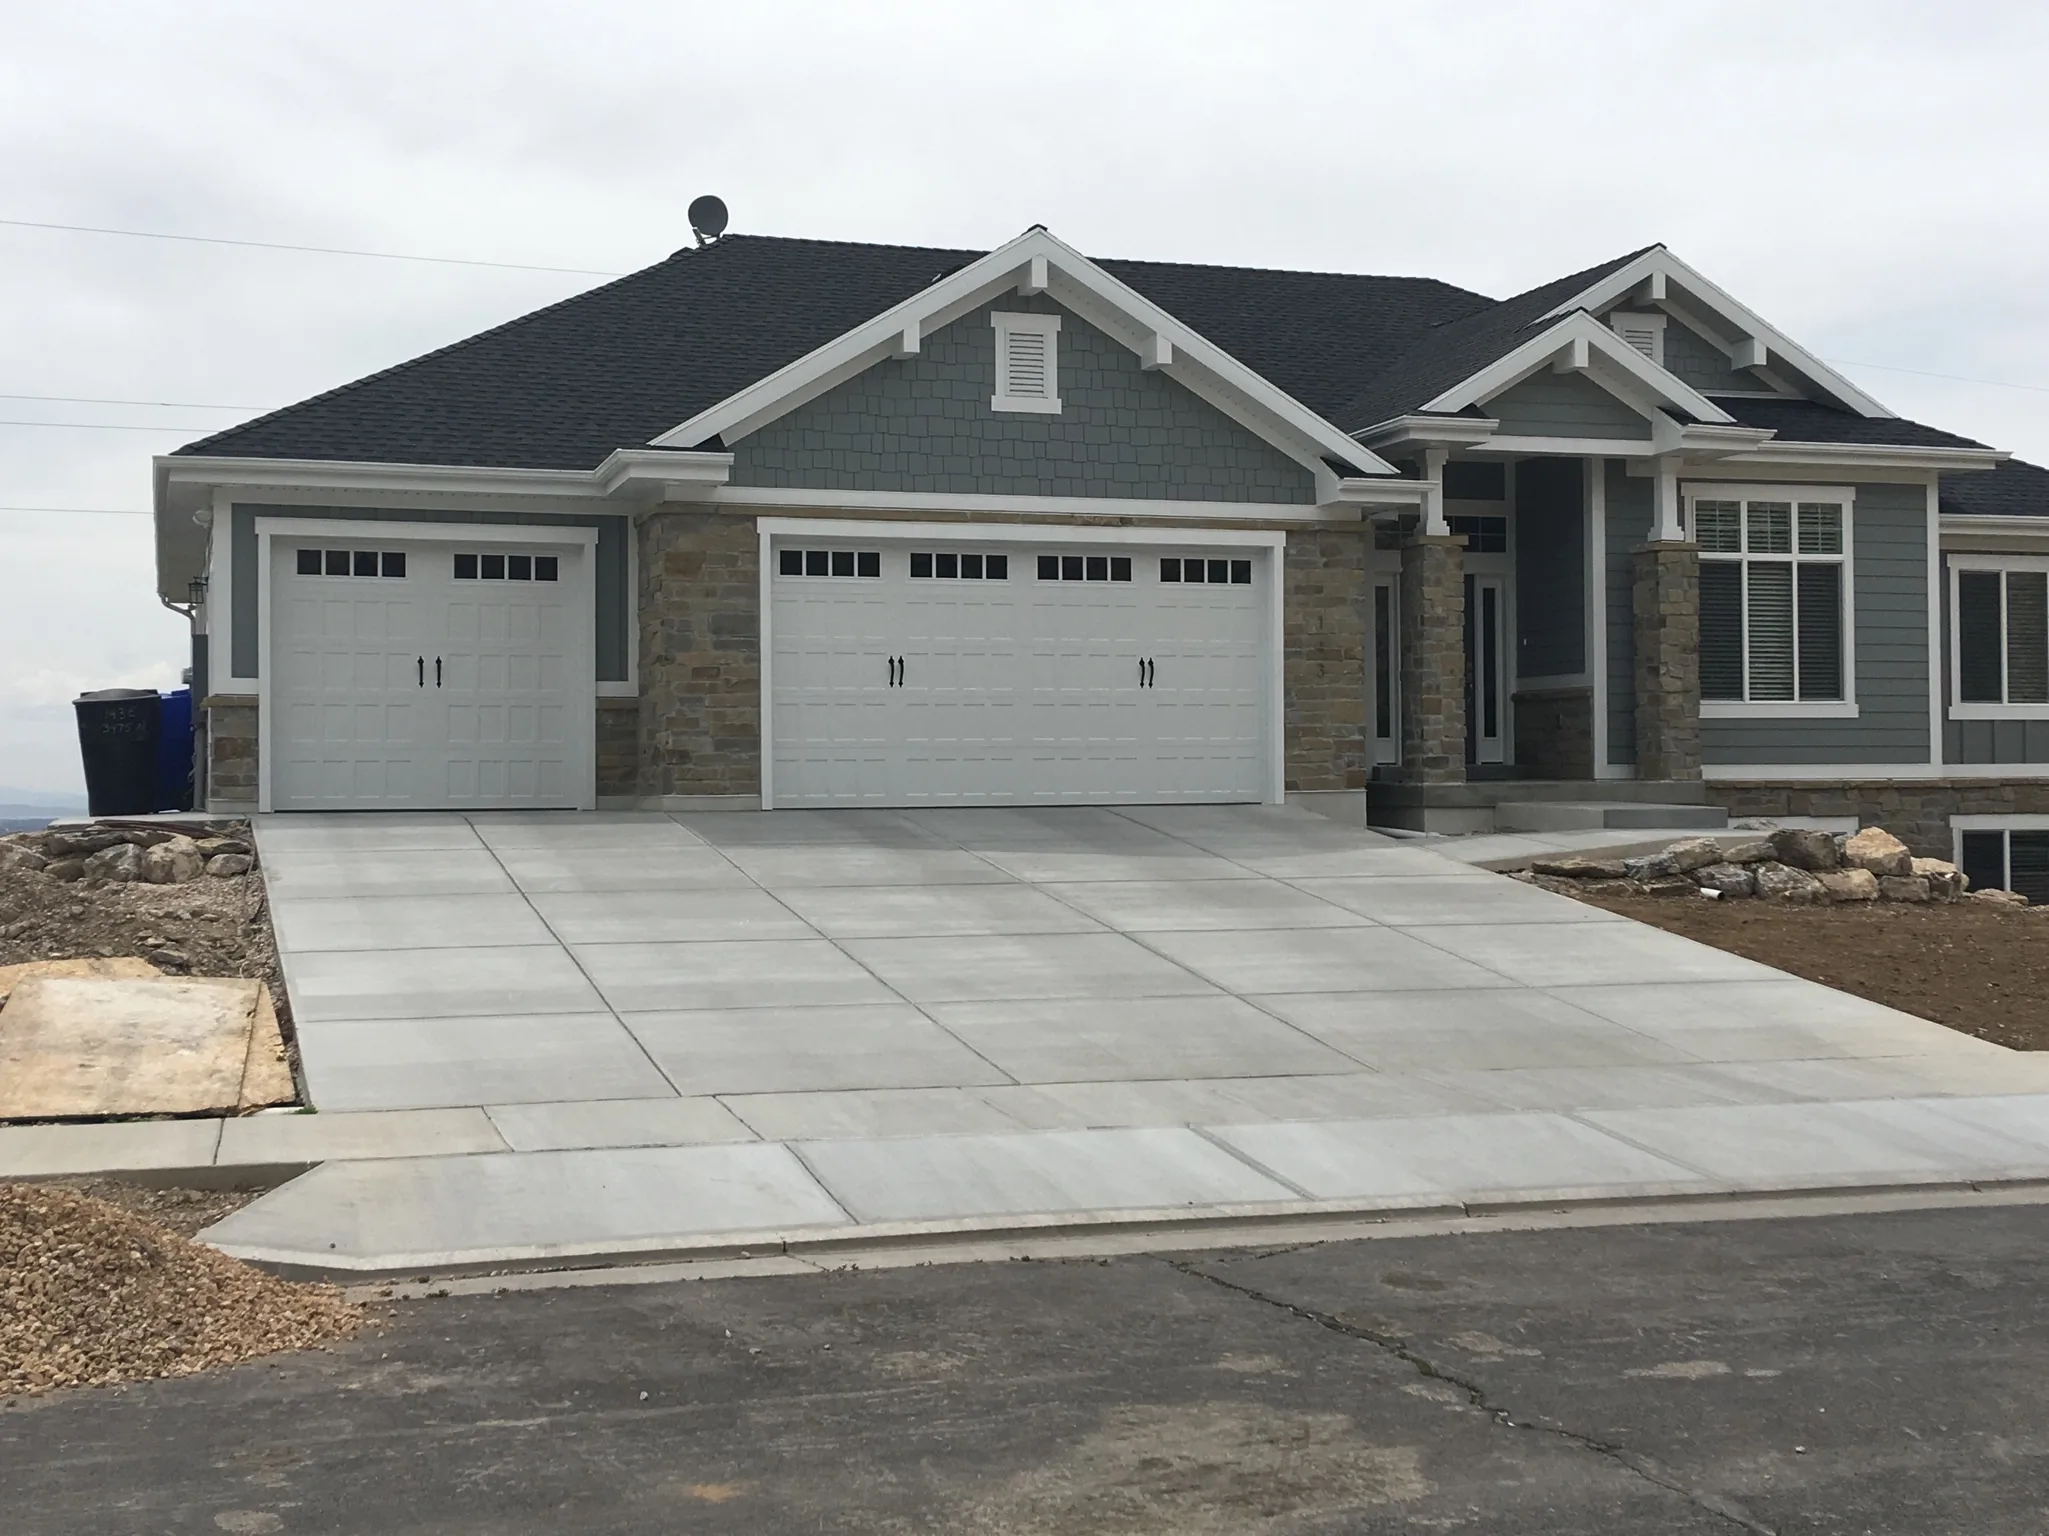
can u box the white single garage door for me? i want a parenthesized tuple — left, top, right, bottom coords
(768, 532, 1275, 807)
(268, 535, 594, 811)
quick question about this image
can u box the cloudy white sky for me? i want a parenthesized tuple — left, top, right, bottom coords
(3, 0, 2046, 795)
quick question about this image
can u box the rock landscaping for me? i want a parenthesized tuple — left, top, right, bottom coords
(0, 1181, 365, 1396)
(1520, 826, 1987, 907)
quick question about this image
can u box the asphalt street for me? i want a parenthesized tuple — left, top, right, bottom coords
(7, 1201, 2049, 1533)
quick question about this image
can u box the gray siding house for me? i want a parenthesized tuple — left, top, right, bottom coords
(151, 226, 2049, 887)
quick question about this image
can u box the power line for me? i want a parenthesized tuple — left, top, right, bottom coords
(0, 514, 148, 528)
(0, 420, 208, 432)
(0, 391, 266, 410)
(1826, 359, 2049, 396)
(0, 216, 627, 278)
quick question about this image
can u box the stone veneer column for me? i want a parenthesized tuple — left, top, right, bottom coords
(1282, 527, 1370, 794)
(636, 508, 761, 799)
(1632, 540, 1701, 782)
(201, 696, 258, 809)
(1397, 533, 1466, 783)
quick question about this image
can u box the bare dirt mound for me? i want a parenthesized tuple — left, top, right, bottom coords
(0, 1182, 367, 1396)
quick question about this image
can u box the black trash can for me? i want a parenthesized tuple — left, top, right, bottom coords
(74, 688, 163, 816)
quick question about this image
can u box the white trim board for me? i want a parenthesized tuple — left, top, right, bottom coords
(709, 485, 1414, 520)
(1423, 311, 1735, 425)
(754, 517, 1286, 549)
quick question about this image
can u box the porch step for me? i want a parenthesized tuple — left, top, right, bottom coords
(1493, 800, 1730, 834)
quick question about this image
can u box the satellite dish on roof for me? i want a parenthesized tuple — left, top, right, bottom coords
(688, 195, 729, 246)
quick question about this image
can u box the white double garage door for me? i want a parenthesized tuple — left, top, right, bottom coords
(767, 524, 1281, 808)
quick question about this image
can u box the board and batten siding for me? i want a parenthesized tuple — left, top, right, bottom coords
(1513, 456, 1585, 678)
(1486, 372, 1652, 441)
(726, 294, 1317, 505)
(1700, 480, 1931, 765)
(1940, 551, 2049, 763)
(229, 504, 633, 682)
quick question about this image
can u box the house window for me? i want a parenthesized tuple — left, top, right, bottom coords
(1608, 311, 1667, 365)
(1957, 826, 2049, 904)
(1446, 515, 1507, 553)
(453, 553, 559, 580)
(1160, 558, 1253, 585)
(296, 548, 406, 578)
(1694, 490, 1849, 707)
(1037, 554, 1131, 582)
(777, 549, 882, 579)
(1953, 560, 2049, 711)
(991, 312, 1062, 414)
(910, 552, 1009, 580)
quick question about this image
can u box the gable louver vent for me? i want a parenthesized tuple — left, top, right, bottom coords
(991, 312, 1062, 414)
(1608, 310, 1667, 366)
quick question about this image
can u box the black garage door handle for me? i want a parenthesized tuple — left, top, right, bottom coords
(417, 656, 424, 687)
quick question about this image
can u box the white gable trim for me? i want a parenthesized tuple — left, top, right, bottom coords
(1420, 311, 1736, 427)
(1543, 247, 1895, 420)
(648, 226, 1400, 491)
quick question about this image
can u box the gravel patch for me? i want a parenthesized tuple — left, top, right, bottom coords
(1, 1181, 367, 1397)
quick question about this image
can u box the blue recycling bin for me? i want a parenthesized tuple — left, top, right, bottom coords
(156, 687, 194, 813)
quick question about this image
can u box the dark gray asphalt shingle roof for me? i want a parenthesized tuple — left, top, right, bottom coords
(170, 232, 2010, 473)
(174, 235, 1494, 471)
(1939, 456, 2049, 518)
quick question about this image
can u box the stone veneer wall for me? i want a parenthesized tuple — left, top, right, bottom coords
(1632, 542, 1701, 782)
(1282, 527, 1369, 794)
(1397, 534, 1466, 783)
(202, 696, 258, 808)
(1512, 687, 1595, 779)
(596, 699, 640, 799)
(1709, 779, 2049, 859)
(636, 509, 761, 799)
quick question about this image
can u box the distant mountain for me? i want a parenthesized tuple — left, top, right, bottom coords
(0, 788, 88, 826)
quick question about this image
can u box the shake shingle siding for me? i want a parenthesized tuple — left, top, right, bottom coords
(728, 295, 1316, 502)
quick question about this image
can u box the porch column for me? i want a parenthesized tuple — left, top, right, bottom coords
(1397, 529, 1466, 783)
(1632, 527, 1701, 783)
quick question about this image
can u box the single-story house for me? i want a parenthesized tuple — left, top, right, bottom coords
(151, 224, 2049, 889)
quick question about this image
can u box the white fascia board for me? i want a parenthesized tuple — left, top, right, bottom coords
(649, 225, 1398, 481)
(712, 484, 1374, 523)
(1942, 515, 2049, 537)
(1354, 414, 1501, 450)
(1722, 441, 2008, 473)
(594, 448, 735, 499)
(1422, 312, 1735, 426)
(1543, 247, 1896, 420)
(160, 454, 605, 500)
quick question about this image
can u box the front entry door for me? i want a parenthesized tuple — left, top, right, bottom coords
(1464, 573, 1506, 766)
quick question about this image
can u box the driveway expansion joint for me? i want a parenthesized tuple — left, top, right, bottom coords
(1165, 1255, 1782, 1536)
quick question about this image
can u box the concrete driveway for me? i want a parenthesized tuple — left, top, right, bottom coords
(206, 804, 2049, 1274)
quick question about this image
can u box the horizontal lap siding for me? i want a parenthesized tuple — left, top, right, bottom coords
(1702, 482, 1930, 765)
(728, 295, 1316, 504)
(1605, 463, 1651, 764)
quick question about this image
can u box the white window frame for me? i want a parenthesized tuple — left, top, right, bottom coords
(1948, 553, 2049, 719)
(990, 312, 1062, 414)
(1687, 482, 1859, 720)
(1950, 814, 2049, 897)
(1607, 310, 1667, 367)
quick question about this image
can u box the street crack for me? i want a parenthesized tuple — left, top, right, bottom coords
(1163, 1257, 1779, 1536)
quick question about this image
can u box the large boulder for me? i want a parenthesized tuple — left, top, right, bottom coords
(40, 827, 132, 859)
(1768, 828, 1840, 872)
(1529, 856, 1629, 879)
(81, 843, 144, 883)
(1842, 826, 1914, 878)
(1879, 874, 1932, 903)
(205, 852, 254, 878)
(1665, 837, 1726, 873)
(1974, 888, 2029, 907)
(141, 837, 205, 885)
(1754, 861, 1825, 903)
(1816, 868, 1879, 903)
(1718, 839, 1777, 865)
(1912, 857, 1967, 901)
(0, 842, 49, 876)
(1695, 862, 1756, 897)
(1623, 851, 1680, 881)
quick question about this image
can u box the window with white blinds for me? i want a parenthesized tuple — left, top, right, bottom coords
(1693, 490, 1849, 707)
(990, 312, 1062, 414)
(1953, 561, 2049, 712)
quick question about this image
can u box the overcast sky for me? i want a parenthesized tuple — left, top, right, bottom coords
(4, 0, 2046, 796)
